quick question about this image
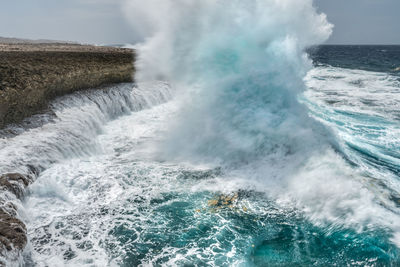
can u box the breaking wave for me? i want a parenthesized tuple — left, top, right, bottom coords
(123, 0, 400, 251)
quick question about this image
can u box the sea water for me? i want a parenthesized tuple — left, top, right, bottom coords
(1, 0, 400, 266)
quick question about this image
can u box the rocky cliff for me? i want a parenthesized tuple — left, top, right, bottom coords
(0, 43, 135, 128)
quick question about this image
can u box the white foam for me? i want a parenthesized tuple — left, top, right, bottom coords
(7, 1, 400, 265)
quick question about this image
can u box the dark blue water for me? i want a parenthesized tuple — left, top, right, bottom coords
(3, 38, 398, 267)
(302, 45, 400, 265)
(13, 43, 400, 265)
(308, 45, 400, 74)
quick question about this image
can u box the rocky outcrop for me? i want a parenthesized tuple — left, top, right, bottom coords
(0, 206, 27, 252)
(0, 174, 32, 199)
(0, 172, 36, 265)
(0, 43, 135, 128)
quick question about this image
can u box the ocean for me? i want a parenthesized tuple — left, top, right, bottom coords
(2, 2, 400, 266)
(0, 45, 397, 266)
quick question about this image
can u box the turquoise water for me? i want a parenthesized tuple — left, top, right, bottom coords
(15, 66, 400, 265)
(2, 0, 400, 265)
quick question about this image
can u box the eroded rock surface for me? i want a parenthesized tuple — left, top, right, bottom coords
(0, 206, 27, 252)
(0, 43, 135, 128)
(0, 172, 35, 265)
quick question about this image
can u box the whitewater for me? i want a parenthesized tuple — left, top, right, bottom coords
(1, 0, 400, 265)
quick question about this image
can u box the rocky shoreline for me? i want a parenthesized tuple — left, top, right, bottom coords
(0, 43, 135, 265)
(0, 43, 135, 128)
(0, 173, 33, 259)
(0, 171, 37, 265)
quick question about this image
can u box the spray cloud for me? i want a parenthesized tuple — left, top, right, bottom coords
(122, 0, 333, 165)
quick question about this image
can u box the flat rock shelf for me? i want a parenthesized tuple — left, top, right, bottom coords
(0, 43, 135, 128)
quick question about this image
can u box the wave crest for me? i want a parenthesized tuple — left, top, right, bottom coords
(123, 0, 333, 165)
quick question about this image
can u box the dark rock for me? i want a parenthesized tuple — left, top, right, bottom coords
(0, 173, 30, 263)
(0, 207, 27, 252)
(0, 173, 31, 199)
(0, 43, 135, 128)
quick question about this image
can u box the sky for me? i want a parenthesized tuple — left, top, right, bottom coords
(0, 0, 399, 45)
(315, 0, 400, 44)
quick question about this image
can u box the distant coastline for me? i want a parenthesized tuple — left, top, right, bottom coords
(0, 36, 77, 44)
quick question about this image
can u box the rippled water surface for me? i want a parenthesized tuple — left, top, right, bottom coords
(12, 65, 400, 265)
(1, 20, 400, 266)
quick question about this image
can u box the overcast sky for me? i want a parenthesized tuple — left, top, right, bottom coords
(315, 0, 400, 44)
(0, 0, 399, 45)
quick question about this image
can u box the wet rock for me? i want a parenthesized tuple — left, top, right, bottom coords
(0, 174, 29, 264)
(0, 173, 31, 199)
(0, 207, 27, 252)
(204, 190, 253, 213)
(0, 172, 32, 261)
(208, 192, 239, 209)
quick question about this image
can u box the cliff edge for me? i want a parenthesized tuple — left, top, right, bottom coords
(0, 43, 135, 128)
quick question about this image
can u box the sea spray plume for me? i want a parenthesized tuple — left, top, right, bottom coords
(122, 2, 400, 237)
(123, 0, 334, 165)
(119, 1, 400, 247)
(123, 0, 332, 82)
